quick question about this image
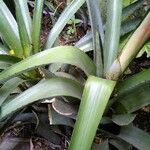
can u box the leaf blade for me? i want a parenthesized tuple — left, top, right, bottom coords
(118, 126, 150, 150)
(15, 0, 32, 57)
(0, 77, 24, 106)
(0, 46, 96, 83)
(112, 114, 136, 126)
(0, 77, 83, 120)
(104, 0, 122, 74)
(86, 0, 104, 77)
(0, 0, 23, 57)
(0, 55, 21, 70)
(32, 0, 44, 53)
(69, 76, 116, 150)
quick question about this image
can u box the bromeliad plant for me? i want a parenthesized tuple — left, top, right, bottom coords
(0, 0, 150, 150)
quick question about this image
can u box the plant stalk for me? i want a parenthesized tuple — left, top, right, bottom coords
(106, 12, 150, 80)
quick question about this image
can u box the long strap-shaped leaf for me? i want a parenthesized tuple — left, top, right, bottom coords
(0, 77, 24, 106)
(86, 0, 104, 44)
(118, 125, 150, 150)
(0, 77, 83, 120)
(0, 0, 23, 57)
(0, 46, 96, 83)
(86, 0, 104, 77)
(0, 55, 21, 70)
(75, 18, 141, 53)
(69, 76, 116, 150)
(114, 83, 150, 113)
(107, 69, 150, 113)
(116, 69, 150, 95)
(103, 0, 122, 74)
(45, 0, 86, 49)
(15, 0, 32, 57)
(122, 0, 147, 21)
(32, 0, 44, 53)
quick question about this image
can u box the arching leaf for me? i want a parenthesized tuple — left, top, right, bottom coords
(0, 77, 83, 120)
(0, 46, 96, 83)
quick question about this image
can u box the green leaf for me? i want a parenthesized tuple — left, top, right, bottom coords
(100, 117, 112, 125)
(104, 0, 122, 74)
(111, 69, 150, 113)
(45, 0, 86, 49)
(86, 0, 104, 77)
(75, 17, 140, 53)
(0, 77, 24, 106)
(15, 0, 32, 57)
(54, 72, 81, 83)
(0, 55, 21, 70)
(44, 1, 56, 14)
(0, 77, 83, 120)
(116, 69, 150, 95)
(32, 0, 44, 53)
(48, 63, 63, 73)
(0, 0, 23, 57)
(114, 83, 150, 113)
(0, 46, 96, 83)
(69, 76, 116, 150)
(118, 125, 150, 150)
(112, 114, 136, 126)
(86, 1, 104, 44)
(74, 19, 82, 24)
(109, 139, 132, 150)
(119, 33, 132, 52)
(137, 41, 150, 58)
(75, 32, 93, 52)
(121, 18, 141, 36)
(122, 0, 147, 20)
